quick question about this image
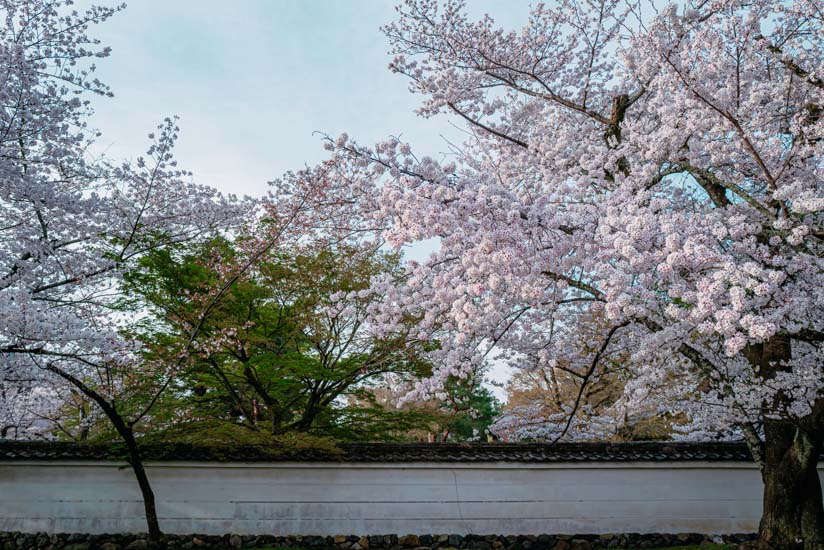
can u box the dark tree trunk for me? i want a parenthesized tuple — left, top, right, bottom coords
(271, 406, 285, 435)
(745, 336, 824, 549)
(758, 420, 824, 549)
(44, 365, 163, 544)
(110, 417, 163, 543)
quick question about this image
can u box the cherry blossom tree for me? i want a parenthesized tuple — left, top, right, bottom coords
(0, 378, 60, 439)
(305, 1, 823, 546)
(0, 1, 237, 540)
(0, 3, 360, 541)
(0, 1, 328, 542)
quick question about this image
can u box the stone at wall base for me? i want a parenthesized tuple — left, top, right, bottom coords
(0, 531, 756, 550)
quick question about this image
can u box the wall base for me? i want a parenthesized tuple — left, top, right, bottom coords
(0, 531, 758, 550)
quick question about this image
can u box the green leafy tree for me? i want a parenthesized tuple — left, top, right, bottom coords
(442, 383, 501, 442)
(119, 239, 436, 442)
(352, 373, 502, 442)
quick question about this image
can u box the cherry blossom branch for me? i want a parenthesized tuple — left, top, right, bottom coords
(552, 321, 630, 443)
(755, 35, 824, 90)
(447, 102, 528, 149)
(541, 270, 604, 300)
(682, 164, 775, 218)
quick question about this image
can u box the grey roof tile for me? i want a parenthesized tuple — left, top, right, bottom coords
(0, 440, 762, 463)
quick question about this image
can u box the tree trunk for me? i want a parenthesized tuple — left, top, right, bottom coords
(271, 406, 285, 435)
(745, 336, 824, 549)
(110, 417, 162, 543)
(44, 364, 164, 544)
(758, 420, 824, 549)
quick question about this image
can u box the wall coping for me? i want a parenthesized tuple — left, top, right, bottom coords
(0, 440, 762, 463)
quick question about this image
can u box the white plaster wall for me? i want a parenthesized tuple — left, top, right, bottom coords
(1, 461, 821, 535)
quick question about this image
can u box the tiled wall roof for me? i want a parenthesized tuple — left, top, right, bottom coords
(0, 440, 760, 463)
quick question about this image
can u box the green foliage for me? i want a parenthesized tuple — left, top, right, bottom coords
(356, 371, 502, 443)
(115, 239, 440, 443)
(133, 419, 339, 451)
(441, 383, 502, 441)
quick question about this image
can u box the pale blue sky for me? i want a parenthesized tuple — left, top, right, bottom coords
(86, 1, 531, 203)
(85, 1, 533, 394)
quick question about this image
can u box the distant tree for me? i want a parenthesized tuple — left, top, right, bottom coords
(440, 383, 501, 442)
(120, 238, 436, 441)
(357, 372, 501, 442)
(493, 359, 676, 442)
(492, 311, 677, 442)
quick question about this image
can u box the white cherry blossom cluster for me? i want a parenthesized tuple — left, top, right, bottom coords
(304, 0, 823, 441)
(0, 1, 255, 437)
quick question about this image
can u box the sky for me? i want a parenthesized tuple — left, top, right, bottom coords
(85, 1, 530, 199)
(82, 0, 534, 397)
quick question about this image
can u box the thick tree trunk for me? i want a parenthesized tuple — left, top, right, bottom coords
(745, 336, 824, 549)
(758, 420, 824, 549)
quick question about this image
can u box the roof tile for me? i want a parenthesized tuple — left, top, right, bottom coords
(0, 440, 762, 463)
